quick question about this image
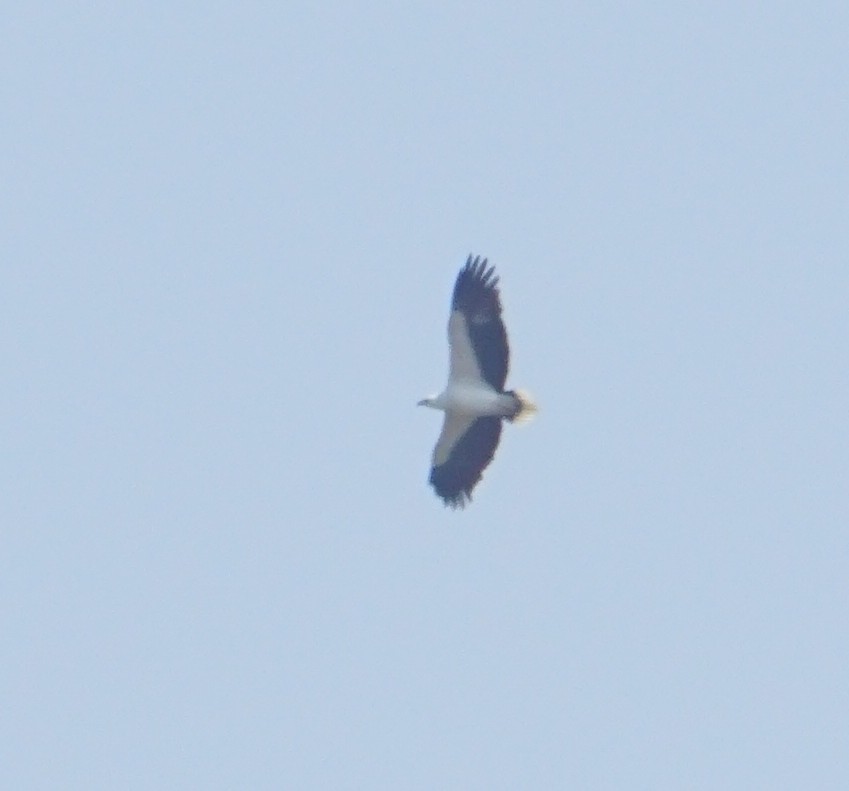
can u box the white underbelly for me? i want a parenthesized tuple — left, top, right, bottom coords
(444, 382, 509, 416)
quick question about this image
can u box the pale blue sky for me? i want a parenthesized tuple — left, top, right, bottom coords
(3, 3, 848, 789)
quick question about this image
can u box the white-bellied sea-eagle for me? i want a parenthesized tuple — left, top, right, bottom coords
(418, 255, 536, 508)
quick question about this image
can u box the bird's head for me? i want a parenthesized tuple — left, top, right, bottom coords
(417, 396, 436, 408)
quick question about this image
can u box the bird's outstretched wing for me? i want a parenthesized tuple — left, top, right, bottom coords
(429, 415, 503, 508)
(448, 255, 510, 391)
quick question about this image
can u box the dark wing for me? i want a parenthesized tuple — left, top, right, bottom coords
(429, 416, 503, 508)
(450, 255, 510, 391)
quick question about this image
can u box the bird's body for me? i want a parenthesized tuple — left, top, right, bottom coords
(419, 382, 516, 417)
(418, 255, 535, 508)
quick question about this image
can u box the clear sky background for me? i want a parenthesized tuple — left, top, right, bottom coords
(3, 3, 848, 789)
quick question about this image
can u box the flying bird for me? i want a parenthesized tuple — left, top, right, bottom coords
(418, 255, 536, 508)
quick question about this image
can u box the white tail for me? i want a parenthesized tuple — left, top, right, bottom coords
(509, 389, 538, 424)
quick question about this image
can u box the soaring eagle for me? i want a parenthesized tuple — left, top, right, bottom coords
(418, 255, 536, 508)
